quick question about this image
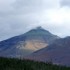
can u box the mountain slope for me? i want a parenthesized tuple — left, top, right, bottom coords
(0, 27, 59, 58)
(25, 37, 70, 66)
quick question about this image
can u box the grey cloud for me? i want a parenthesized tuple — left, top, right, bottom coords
(13, 0, 59, 14)
(61, 0, 70, 7)
(0, 0, 70, 41)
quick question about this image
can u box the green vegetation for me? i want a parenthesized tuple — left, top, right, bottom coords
(0, 57, 70, 70)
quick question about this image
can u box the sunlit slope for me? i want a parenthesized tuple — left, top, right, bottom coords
(25, 37, 70, 66)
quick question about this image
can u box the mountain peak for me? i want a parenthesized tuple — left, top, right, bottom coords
(26, 26, 51, 37)
(35, 26, 43, 30)
(32, 26, 44, 31)
(30, 26, 50, 33)
(0, 26, 59, 58)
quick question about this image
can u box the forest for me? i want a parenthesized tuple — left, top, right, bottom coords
(0, 57, 70, 70)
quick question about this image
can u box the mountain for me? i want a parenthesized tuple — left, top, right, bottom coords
(0, 26, 59, 58)
(25, 37, 70, 66)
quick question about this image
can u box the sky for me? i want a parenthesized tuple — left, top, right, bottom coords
(0, 0, 70, 41)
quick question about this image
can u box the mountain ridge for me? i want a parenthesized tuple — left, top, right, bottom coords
(0, 27, 59, 58)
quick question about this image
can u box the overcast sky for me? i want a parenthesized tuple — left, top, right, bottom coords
(0, 0, 70, 41)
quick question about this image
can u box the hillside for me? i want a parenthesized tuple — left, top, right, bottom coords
(25, 37, 70, 66)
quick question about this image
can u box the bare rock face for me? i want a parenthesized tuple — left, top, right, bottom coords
(0, 27, 59, 58)
(25, 37, 70, 66)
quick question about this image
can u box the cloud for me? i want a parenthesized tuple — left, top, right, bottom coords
(61, 0, 70, 7)
(0, 0, 70, 41)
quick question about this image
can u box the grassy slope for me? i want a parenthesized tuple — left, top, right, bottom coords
(0, 57, 70, 70)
